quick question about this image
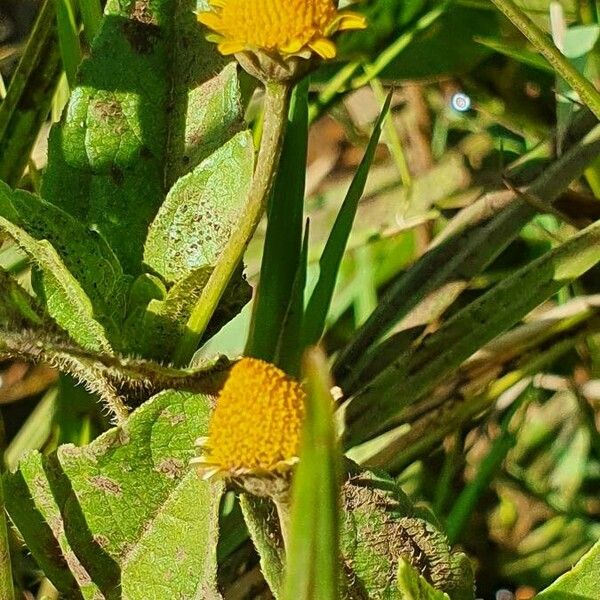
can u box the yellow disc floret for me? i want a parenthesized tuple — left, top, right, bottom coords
(198, 0, 366, 59)
(194, 358, 306, 478)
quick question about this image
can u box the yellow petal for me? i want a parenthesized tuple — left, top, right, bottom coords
(197, 11, 222, 29)
(280, 38, 305, 54)
(309, 38, 337, 59)
(218, 40, 246, 55)
(336, 12, 367, 32)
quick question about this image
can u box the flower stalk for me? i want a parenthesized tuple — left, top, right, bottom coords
(175, 82, 292, 365)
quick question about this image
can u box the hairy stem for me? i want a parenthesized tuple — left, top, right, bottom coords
(175, 81, 292, 365)
(490, 0, 600, 120)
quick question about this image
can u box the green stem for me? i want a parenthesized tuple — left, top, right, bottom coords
(369, 77, 412, 191)
(174, 82, 292, 365)
(490, 0, 600, 121)
(0, 416, 15, 600)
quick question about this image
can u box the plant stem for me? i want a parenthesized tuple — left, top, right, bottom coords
(0, 416, 15, 600)
(175, 81, 292, 365)
(490, 0, 600, 121)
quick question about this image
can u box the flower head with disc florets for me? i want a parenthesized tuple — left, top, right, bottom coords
(192, 358, 306, 486)
(197, 0, 366, 81)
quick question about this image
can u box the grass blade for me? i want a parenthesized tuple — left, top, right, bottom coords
(444, 388, 529, 543)
(475, 36, 555, 73)
(246, 80, 309, 362)
(334, 118, 600, 386)
(342, 219, 600, 448)
(0, 0, 62, 186)
(56, 0, 82, 88)
(282, 347, 341, 600)
(0, 417, 15, 600)
(78, 0, 102, 43)
(370, 334, 588, 473)
(303, 93, 391, 347)
(3, 388, 57, 471)
(275, 220, 310, 377)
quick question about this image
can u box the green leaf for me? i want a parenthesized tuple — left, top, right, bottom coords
(282, 348, 341, 600)
(0, 217, 112, 352)
(0, 181, 129, 342)
(6, 390, 222, 599)
(303, 93, 391, 347)
(4, 453, 101, 599)
(340, 466, 474, 600)
(343, 219, 600, 448)
(0, 0, 62, 186)
(246, 80, 309, 363)
(170, 62, 245, 183)
(144, 131, 254, 284)
(379, 3, 498, 79)
(136, 264, 251, 360)
(536, 536, 600, 599)
(41, 0, 244, 275)
(334, 0, 427, 58)
(397, 558, 451, 600)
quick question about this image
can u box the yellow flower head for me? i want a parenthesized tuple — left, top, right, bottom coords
(198, 0, 366, 60)
(193, 358, 306, 479)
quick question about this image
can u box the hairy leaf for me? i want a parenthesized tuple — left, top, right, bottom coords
(41, 0, 244, 275)
(132, 265, 250, 360)
(4, 454, 101, 599)
(0, 217, 112, 352)
(6, 391, 222, 599)
(144, 131, 254, 284)
(341, 467, 474, 600)
(535, 536, 600, 599)
(0, 181, 129, 341)
(397, 558, 451, 600)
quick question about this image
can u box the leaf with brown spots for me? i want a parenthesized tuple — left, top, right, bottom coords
(7, 391, 223, 600)
(41, 0, 245, 276)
